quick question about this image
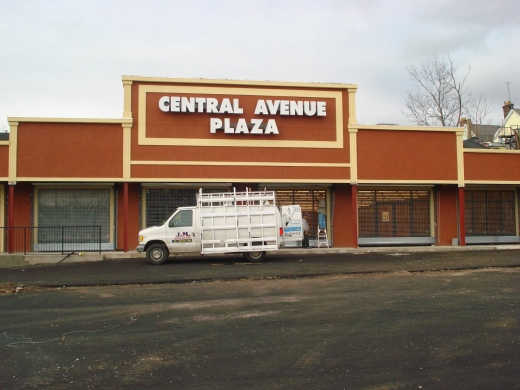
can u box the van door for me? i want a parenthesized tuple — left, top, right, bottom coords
(166, 209, 198, 253)
(281, 205, 303, 243)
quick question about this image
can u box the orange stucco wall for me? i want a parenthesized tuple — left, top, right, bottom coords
(357, 130, 458, 181)
(436, 185, 458, 246)
(332, 184, 355, 247)
(464, 152, 520, 182)
(16, 122, 123, 179)
(12, 183, 32, 226)
(0, 145, 8, 178)
(129, 81, 351, 182)
(116, 183, 140, 251)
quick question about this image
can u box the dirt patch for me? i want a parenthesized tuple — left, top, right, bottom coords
(0, 282, 47, 294)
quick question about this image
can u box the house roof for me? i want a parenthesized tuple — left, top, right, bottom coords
(471, 124, 500, 142)
(463, 137, 489, 149)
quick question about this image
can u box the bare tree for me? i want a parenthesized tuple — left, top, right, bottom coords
(403, 55, 490, 128)
(465, 93, 493, 127)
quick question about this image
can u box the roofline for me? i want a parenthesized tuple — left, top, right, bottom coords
(121, 76, 358, 90)
(350, 124, 462, 133)
(7, 117, 132, 125)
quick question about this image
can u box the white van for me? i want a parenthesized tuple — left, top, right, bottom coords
(137, 189, 302, 265)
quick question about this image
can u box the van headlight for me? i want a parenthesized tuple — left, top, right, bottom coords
(138, 235, 144, 243)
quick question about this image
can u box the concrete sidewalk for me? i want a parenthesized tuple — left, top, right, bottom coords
(2, 243, 520, 268)
(0, 246, 519, 289)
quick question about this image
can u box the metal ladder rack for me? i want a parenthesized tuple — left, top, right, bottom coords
(197, 188, 279, 254)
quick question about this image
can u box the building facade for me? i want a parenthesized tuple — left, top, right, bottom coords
(1, 76, 520, 252)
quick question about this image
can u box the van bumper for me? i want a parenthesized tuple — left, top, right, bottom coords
(136, 245, 145, 253)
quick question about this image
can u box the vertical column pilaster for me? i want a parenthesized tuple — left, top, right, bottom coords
(7, 120, 18, 185)
(122, 80, 133, 119)
(123, 123, 132, 179)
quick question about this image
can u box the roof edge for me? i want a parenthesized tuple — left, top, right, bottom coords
(8, 117, 132, 125)
(121, 76, 358, 90)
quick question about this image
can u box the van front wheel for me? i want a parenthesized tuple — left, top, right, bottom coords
(146, 244, 169, 265)
(243, 250, 266, 262)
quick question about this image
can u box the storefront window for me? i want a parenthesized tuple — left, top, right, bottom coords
(358, 190, 431, 238)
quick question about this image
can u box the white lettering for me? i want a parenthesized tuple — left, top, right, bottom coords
(254, 100, 268, 115)
(304, 101, 316, 116)
(233, 99, 243, 114)
(265, 119, 279, 134)
(181, 97, 195, 113)
(210, 118, 222, 133)
(224, 118, 235, 134)
(317, 101, 326, 116)
(195, 97, 206, 112)
(250, 119, 263, 134)
(171, 97, 181, 112)
(159, 96, 170, 112)
(290, 101, 303, 116)
(219, 98, 234, 114)
(235, 118, 249, 133)
(206, 98, 219, 113)
(267, 100, 280, 115)
(279, 100, 289, 115)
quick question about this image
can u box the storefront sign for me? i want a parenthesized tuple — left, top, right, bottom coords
(159, 96, 326, 135)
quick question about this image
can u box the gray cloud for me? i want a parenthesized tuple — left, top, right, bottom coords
(1, 0, 519, 131)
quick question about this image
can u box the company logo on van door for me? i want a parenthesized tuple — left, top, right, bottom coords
(158, 96, 326, 135)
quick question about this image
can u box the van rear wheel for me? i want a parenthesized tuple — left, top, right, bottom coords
(243, 250, 266, 262)
(146, 244, 169, 265)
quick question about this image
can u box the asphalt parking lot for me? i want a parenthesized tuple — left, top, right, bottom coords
(1, 249, 520, 289)
(1, 259, 519, 389)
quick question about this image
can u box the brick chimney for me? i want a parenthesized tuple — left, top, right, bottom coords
(459, 117, 467, 127)
(503, 101, 514, 118)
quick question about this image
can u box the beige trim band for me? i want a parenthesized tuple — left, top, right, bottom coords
(7, 117, 133, 124)
(17, 177, 124, 182)
(0, 141, 8, 146)
(464, 149, 520, 154)
(465, 180, 520, 185)
(123, 75, 358, 90)
(358, 180, 459, 185)
(14, 177, 351, 184)
(131, 160, 350, 168)
(138, 85, 344, 149)
(351, 124, 461, 132)
(133, 178, 351, 184)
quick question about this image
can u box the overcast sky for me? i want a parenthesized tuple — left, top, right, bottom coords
(1, 0, 519, 132)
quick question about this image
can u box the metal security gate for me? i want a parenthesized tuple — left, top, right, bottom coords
(358, 190, 434, 246)
(144, 188, 225, 228)
(36, 188, 114, 251)
(465, 189, 519, 244)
